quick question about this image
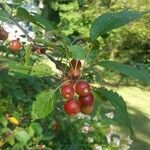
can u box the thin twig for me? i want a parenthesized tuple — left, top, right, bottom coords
(0, 2, 67, 73)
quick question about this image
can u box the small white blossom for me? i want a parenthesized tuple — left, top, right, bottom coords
(94, 144, 102, 150)
(87, 137, 94, 143)
(81, 126, 91, 133)
(105, 112, 114, 119)
(92, 116, 98, 121)
(113, 137, 120, 146)
(127, 136, 133, 145)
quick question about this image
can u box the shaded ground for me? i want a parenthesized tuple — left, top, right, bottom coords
(115, 86, 150, 150)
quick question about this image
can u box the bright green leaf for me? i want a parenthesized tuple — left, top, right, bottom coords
(0, 115, 8, 127)
(90, 10, 147, 40)
(99, 61, 150, 84)
(24, 45, 31, 65)
(31, 91, 55, 120)
(31, 63, 52, 77)
(14, 127, 30, 145)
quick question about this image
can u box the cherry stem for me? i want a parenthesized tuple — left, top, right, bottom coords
(53, 79, 71, 93)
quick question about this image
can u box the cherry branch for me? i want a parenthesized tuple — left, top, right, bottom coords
(0, 2, 66, 73)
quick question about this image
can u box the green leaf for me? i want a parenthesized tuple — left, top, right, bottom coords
(14, 127, 30, 145)
(8, 61, 29, 78)
(17, 7, 39, 25)
(30, 122, 43, 136)
(90, 10, 147, 40)
(0, 115, 8, 127)
(31, 91, 55, 120)
(95, 88, 132, 132)
(78, 0, 85, 8)
(0, 10, 10, 22)
(99, 61, 150, 84)
(32, 13, 56, 31)
(6, 136, 15, 146)
(68, 45, 86, 59)
(24, 45, 31, 65)
(31, 63, 52, 77)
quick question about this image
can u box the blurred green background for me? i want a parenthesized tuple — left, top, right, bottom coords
(1, 0, 150, 149)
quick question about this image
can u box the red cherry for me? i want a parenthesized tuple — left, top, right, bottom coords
(79, 93, 94, 106)
(64, 99, 80, 116)
(75, 80, 91, 96)
(9, 40, 22, 52)
(81, 105, 93, 114)
(70, 59, 81, 69)
(61, 84, 74, 99)
(0, 30, 8, 41)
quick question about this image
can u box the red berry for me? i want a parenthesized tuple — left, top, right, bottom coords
(70, 59, 81, 69)
(9, 40, 22, 52)
(81, 105, 93, 114)
(79, 93, 94, 106)
(61, 84, 74, 99)
(75, 80, 91, 96)
(64, 99, 80, 116)
(0, 30, 8, 41)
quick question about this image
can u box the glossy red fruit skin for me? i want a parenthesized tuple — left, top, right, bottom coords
(70, 59, 81, 69)
(81, 105, 93, 114)
(75, 80, 91, 96)
(61, 84, 74, 99)
(0, 30, 8, 41)
(9, 40, 22, 52)
(79, 93, 94, 106)
(64, 99, 80, 116)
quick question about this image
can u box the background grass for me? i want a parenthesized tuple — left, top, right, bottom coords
(115, 86, 150, 150)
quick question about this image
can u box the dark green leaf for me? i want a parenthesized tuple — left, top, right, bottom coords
(31, 91, 55, 120)
(17, 7, 39, 25)
(90, 10, 147, 40)
(0, 10, 10, 22)
(95, 88, 132, 132)
(78, 0, 85, 8)
(99, 61, 150, 84)
(32, 13, 56, 31)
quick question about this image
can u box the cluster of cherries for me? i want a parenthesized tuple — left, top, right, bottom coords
(60, 60, 94, 116)
(0, 26, 22, 52)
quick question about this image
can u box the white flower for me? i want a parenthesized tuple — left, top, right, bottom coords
(87, 137, 94, 143)
(106, 133, 112, 144)
(113, 137, 120, 146)
(94, 144, 102, 150)
(81, 126, 90, 133)
(105, 112, 114, 119)
(122, 144, 130, 150)
(127, 136, 133, 145)
(81, 123, 94, 133)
